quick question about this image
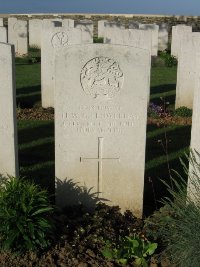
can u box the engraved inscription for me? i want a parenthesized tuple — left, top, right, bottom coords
(51, 32, 68, 48)
(80, 57, 124, 99)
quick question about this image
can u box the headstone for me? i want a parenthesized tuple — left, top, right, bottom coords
(104, 28, 152, 54)
(0, 27, 7, 43)
(188, 52, 200, 200)
(129, 21, 140, 29)
(41, 22, 83, 108)
(0, 43, 18, 177)
(8, 19, 28, 55)
(0, 18, 3, 26)
(55, 44, 151, 218)
(29, 19, 42, 48)
(99, 21, 125, 39)
(175, 32, 200, 109)
(139, 23, 159, 56)
(98, 20, 108, 38)
(75, 20, 93, 44)
(8, 17, 17, 46)
(171, 25, 192, 58)
(63, 19, 74, 28)
(158, 23, 168, 51)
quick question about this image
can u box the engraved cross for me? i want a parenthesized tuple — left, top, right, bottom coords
(80, 137, 120, 195)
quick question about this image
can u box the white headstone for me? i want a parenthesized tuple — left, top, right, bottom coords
(98, 20, 108, 38)
(8, 17, 17, 47)
(158, 23, 168, 51)
(171, 25, 192, 58)
(0, 27, 7, 43)
(0, 18, 3, 26)
(75, 20, 93, 44)
(175, 32, 200, 109)
(188, 52, 200, 200)
(15, 20, 28, 55)
(29, 19, 42, 48)
(63, 19, 74, 28)
(55, 44, 151, 217)
(41, 23, 83, 108)
(104, 28, 152, 54)
(139, 24, 159, 56)
(0, 43, 18, 177)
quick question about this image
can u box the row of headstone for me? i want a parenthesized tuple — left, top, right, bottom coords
(98, 20, 168, 55)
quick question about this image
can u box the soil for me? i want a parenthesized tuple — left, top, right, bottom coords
(0, 203, 160, 267)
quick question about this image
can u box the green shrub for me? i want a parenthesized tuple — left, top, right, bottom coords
(174, 106, 192, 117)
(102, 234, 157, 266)
(93, 37, 104, 43)
(159, 50, 177, 67)
(0, 176, 54, 253)
(145, 151, 200, 267)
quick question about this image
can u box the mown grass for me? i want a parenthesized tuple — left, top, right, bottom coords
(15, 59, 191, 215)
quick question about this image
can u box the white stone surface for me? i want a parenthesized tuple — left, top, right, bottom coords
(0, 27, 7, 43)
(41, 24, 83, 108)
(75, 20, 93, 43)
(29, 19, 42, 48)
(0, 18, 3, 26)
(0, 43, 18, 177)
(98, 20, 108, 38)
(55, 44, 151, 217)
(175, 32, 200, 109)
(171, 25, 192, 58)
(158, 23, 168, 51)
(139, 23, 159, 56)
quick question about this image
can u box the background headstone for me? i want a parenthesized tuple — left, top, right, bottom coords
(75, 19, 93, 43)
(63, 19, 74, 28)
(8, 17, 17, 47)
(14, 20, 28, 55)
(129, 21, 140, 29)
(41, 22, 83, 108)
(98, 20, 108, 38)
(55, 44, 151, 217)
(29, 19, 42, 48)
(171, 25, 192, 58)
(0, 42, 18, 177)
(0, 27, 7, 43)
(139, 23, 159, 56)
(158, 23, 168, 51)
(0, 18, 3, 26)
(175, 32, 200, 109)
(101, 21, 125, 39)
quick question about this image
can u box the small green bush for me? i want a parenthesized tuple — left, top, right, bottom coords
(145, 151, 200, 267)
(159, 50, 177, 67)
(0, 176, 54, 253)
(93, 37, 104, 43)
(102, 234, 157, 266)
(174, 106, 192, 117)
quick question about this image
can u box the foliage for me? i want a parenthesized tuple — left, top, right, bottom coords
(102, 234, 157, 266)
(148, 102, 164, 118)
(174, 106, 192, 117)
(93, 36, 104, 43)
(28, 45, 41, 52)
(0, 176, 54, 253)
(159, 50, 177, 67)
(145, 150, 200, 267)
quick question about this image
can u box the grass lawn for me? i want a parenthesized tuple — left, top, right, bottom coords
(15, 59, 191, 216)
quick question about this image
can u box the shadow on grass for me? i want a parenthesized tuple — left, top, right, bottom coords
(143, 123, 191, 216)
(17, 85, 41, 108)
(18, 121, 55, 195)
(150, 84, 176, 95)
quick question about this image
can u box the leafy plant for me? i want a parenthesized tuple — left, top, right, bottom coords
(0, 176, 54, 253)
(174, 106, 192, 117)
(146, 150, 200, 267)
(93, 36, 104, 43)
(159, 50, 177, 67)
(102, 234, 157, 266)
